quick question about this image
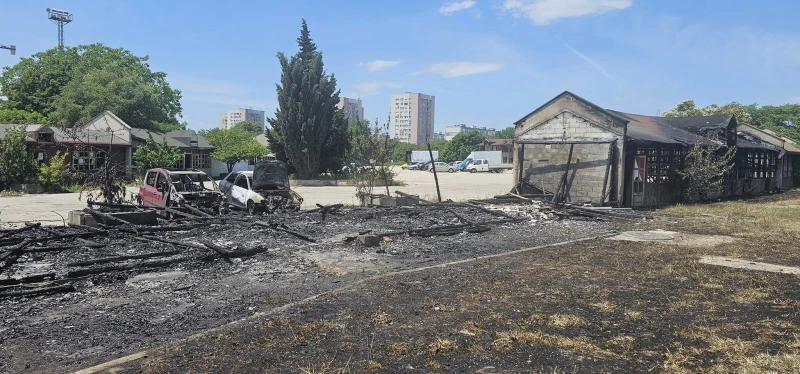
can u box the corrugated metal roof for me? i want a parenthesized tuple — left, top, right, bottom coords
(608, 111, 722, 146)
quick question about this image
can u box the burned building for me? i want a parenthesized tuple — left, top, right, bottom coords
(513, 92, 800, 208)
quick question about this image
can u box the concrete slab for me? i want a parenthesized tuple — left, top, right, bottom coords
(699, 256, 800, 275)
(608, 230, 736, 247)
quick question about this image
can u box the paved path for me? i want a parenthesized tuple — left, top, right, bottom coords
(0, 168, 513, 225)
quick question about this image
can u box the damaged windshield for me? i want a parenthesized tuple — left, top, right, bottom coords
(169, 173, 217, 192)
(252, 160, 290, 190)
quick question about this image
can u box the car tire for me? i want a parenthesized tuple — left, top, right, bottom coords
(448, 168, 454, 173)
(247, 200, 259, 215)
(470, 169, 477, 173)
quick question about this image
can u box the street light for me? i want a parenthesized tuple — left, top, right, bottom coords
(0, 44, 15, 55)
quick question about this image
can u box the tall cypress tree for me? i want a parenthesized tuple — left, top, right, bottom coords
(266, 19, 348, 178)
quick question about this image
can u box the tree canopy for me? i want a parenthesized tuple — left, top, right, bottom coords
(231, 121, 263, 136)
(132, 132, 184, 177)
(0, 126, 38, 189)
(202, 127, 270, 173)
(266, 20, 348, 178)
(0, 109, 48, 124)
(494, 126, 515, 139)
(0, 44, 182, 130)
(442, 131, 485, 162)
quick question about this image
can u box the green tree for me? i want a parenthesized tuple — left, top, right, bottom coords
(442, 131, 485, 162)
(38, 151, 70, 192)
(232, 121, 263, 136)
(494, 126, 515, 139)
(0, 126, 38, 189)
(0, 44, 182, 129)
(347, 118, 371, 162)
(202, 127, 270, 173)
(679, 142, 736, 201)
(428, 139, 449, 153)
(266, 20, 348, 178)
(391, 141, 419, 164)
(132, 132, 184, 177)
(0, 109, 49, 124)
(661, 99, 704, 117)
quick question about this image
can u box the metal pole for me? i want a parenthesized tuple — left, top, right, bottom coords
(427, 142, 442, 203)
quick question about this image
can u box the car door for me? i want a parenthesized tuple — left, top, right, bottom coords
(230, 174, 248, 208)
(154, 171, 169, 206)
(140, 171, 157, 205)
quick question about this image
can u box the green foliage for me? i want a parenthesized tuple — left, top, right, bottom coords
(347, 120, 396, 202)
(391, 141, 420, 163)
(679, 142, 737, 201)
(0, 126, 38, 189)
(232, 121, 263, 135)
(202, 127, 270, 173)
(0, 43, 182, 129)
(428, 139, 449, 153)
(266, 20, 348, 178)
(347, 118, 371, 161)
(38, 151, 70, 192)
(494, 126, 515, 139)
(442, 131, 485, 162)
(132, 132, 183, 176)
(0, 109, 48, 124)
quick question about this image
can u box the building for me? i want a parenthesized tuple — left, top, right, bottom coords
(512, 91, 800, 208)
(336, 97, 364, 124)
(444, 124, 496, 141)
(432, 132, 445, 141)
(389, 92, 435, 144)
(219, 108, 266, 131)
(477, 138, 514, 164)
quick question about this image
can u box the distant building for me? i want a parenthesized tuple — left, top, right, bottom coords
(444, 124, 496, 141)
(432, 132, 445, 141)
(219, 108, 266, 130)
(336, 97, 364, 124)
(389, 92, 435, 145)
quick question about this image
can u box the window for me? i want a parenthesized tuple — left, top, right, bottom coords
(146, 171, 157, 187)
(191, 151, 210, 169)
(72, 149, 106, 171)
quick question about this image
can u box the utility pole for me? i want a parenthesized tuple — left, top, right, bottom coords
(47, 8, 73, 48)
(0, 44, 15, 55)
(427, 134, 442, 203)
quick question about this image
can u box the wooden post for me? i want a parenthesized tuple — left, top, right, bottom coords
(556, 144, 575, 204)
(428, 142, 442, 203)
(517, 144, 525, 189)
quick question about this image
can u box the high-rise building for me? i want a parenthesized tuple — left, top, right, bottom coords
(444, 124, 496, 141)
(336, 97, 364, 124)
(219, 108, 266, 130)
(389, 92, 435, 145)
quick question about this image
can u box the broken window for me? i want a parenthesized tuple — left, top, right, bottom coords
(72, 149, 106, 172)
(192, 151, 210, 169)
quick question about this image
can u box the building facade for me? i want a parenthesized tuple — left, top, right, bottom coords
(219, 108, 266, 131)
(444, 124, 496, 141)
(432, 132, 445, 141)
(336, 97, 364, 124)
(389, 92, 435, 144)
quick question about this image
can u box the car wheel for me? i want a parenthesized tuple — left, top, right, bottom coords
(448, 168, 454, 173)
(470, 169, 477, 173)
(247, 200, 259, 215)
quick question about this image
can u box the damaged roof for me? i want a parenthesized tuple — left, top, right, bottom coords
(608, 111, 726, 146)
(130, 128, 214, 149)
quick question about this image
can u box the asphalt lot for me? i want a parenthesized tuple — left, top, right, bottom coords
(0, 168, 513, 225)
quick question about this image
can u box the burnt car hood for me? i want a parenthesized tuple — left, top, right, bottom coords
(252, 160, 291, 190)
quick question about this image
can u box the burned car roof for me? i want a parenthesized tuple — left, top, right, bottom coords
(252, 160, 291, 190)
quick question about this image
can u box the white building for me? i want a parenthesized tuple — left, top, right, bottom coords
(336, 97, 364, 124)
(389, 92, 435, 145)
(432, 132, 445, 141)
(219, 108, 266, 130)
(444, 124, 496, 141)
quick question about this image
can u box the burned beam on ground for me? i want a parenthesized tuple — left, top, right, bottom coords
(253, 221, 316, 243)
(0, 283, 76, 298)
(0, 272, 56, 286)
(66, 257, 191, 278)
(83, 208, 137, 228)
(135, 236, 209, 251)
(66, 250, 182, 267)
(0, 223, 41, 240)
(410, 224, 490, 237)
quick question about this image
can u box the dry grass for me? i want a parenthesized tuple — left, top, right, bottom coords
(590, 301, 617, 312)
(363, 360, 382, 371)
(385, 342, 408, 356)
(371, 308, 392, 325)
(428, 338, 458, 356)
(624, 309, 642, 321)
(547, 313, 586, 328)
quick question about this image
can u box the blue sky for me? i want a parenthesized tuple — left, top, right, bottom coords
(1, 0, 799, 132)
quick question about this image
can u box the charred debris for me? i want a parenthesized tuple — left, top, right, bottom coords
(0, 193, 647, 300)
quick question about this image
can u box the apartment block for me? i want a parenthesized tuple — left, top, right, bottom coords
(444, 124, 496, 141)
(389, 92, 435, 145)
(336, 97, 364, 124)
(432, 131, 445, 141)
(219, 108, 266, 130)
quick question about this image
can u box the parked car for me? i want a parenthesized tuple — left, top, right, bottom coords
(428, 161, 449, 172)
(406, 162, 422, 170)
(138, 168, 223, 218)
(219, 160, 303, 214)
(419, 161, 432, 171)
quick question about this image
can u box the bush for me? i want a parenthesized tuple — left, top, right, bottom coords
(38, 151, 71, 192)
(0, 126, 38, 190)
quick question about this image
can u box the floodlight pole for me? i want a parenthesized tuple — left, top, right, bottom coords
(46, 8, 73, 47)
(0, 44, 15, 55)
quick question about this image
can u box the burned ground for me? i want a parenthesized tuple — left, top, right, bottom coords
(0, 203, 610, 373)
(67, 193, 800, 374)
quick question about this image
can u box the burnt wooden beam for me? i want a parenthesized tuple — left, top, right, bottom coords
(67, 250, 181, 267)
(253, 221, 316, 243)
(66, 257, 191, 278)
(0, 283, 76, 298)
(0, 223, 40, 240)
(0, 272, 56, 286)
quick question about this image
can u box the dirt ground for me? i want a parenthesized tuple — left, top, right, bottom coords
(4, 192, 800, 373)
(0, 168, 512, 225)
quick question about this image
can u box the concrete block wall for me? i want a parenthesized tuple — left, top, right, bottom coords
(522, 142, 613, 203)
(517, 112, 619, 142)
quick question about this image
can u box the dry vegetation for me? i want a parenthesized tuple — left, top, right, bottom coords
(130, 192, 800, 373)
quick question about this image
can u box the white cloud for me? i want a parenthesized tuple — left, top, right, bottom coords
(354, 81, 403, 97)
(558, 38, 623, 89)
(359, 60, 401, 72)
(416, 62, 504, 78)
(502, 0, 632, 25)
(439, 0, 477, 15)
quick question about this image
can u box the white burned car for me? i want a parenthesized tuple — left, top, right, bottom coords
(218, 160, 303, 214)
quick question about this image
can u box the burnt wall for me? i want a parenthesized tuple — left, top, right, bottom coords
(520, 142, 614, 203)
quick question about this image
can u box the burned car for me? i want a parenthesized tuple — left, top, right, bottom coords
(138, 168, 224, 217)
(219, 160, 303, 214)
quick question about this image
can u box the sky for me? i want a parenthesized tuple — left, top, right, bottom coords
(1, 0, 799, 132)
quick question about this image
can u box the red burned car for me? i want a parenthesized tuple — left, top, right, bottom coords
(137, 168, 224, 217)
